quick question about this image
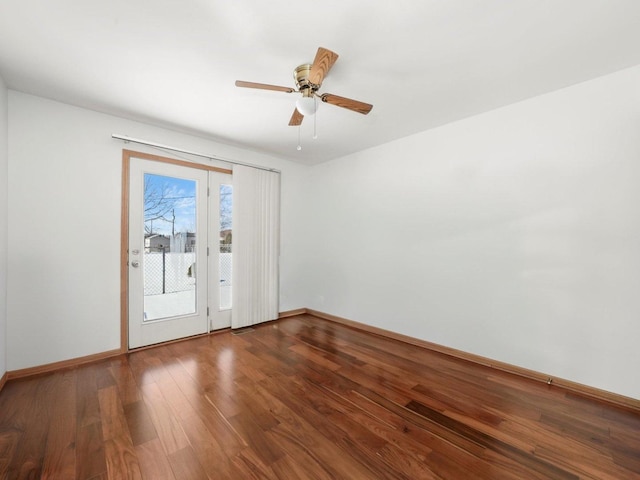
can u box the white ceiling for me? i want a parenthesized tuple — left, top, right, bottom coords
(1, 1, 640, 165)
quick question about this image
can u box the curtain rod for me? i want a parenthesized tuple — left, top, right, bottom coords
(111, 134, 281, 173)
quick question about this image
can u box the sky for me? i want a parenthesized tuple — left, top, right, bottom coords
(144, 173, 232, 236)
(144, 173, 197, 235)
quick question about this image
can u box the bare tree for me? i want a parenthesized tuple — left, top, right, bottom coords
(144, 176, 228, 237)
(144, 177, 178, 234)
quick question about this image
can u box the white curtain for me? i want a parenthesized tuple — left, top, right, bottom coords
(231, 165, 280, 329)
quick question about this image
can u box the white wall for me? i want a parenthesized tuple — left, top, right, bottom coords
(7, 66, 640, 401)
(302, 65, 640, 400)
(0, 74, 8, 379)
(7, 92, 308, 371)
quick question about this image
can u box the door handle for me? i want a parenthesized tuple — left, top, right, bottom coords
(131, 261, 140, 268)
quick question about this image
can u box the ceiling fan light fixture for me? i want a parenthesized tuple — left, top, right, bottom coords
(295, 96, 317, 116)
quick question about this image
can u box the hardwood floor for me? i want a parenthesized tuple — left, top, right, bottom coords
(1, 314, 639, 479)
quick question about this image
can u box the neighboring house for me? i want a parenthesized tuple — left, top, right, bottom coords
(220, 229, 232, 253)
(220, 229, 232, 243)
(173, 231, 196, 253)
(144, 234, 170, 253)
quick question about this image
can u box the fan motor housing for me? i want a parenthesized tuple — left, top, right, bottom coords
(294, 64, 319, 94)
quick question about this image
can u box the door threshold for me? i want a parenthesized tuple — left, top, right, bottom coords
(231, 327, 255, 335)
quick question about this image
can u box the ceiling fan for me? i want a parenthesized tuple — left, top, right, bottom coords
(235, 47, 373, 126)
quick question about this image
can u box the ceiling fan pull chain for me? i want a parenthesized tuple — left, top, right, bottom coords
(297, 125, 302, 151)
(313, 97, 318, 140)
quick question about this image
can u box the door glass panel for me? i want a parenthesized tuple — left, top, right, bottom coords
(143, 173, 197, 321)
(219, 184, 232, 310)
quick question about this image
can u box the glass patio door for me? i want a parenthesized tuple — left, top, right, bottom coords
(209, 174, 233, 330)
(128, 156, 209, 348)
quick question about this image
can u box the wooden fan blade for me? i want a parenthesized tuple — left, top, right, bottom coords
(308, 47, 339, 86)
(321, 94, 373, 115)
(235, 80, 294, 93)
(289, 108, 304, 126)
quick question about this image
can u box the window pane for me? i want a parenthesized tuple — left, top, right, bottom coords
(219, 184, 232, 310)
(142, 173, 197, 321)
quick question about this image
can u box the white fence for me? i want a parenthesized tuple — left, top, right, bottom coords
(144, 251, 232, 299)
(144, 252, 195, 295)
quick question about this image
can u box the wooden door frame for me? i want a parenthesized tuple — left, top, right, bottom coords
(120, 149, 232, 352)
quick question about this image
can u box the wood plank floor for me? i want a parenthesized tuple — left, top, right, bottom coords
(1, 314, 639, 479)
